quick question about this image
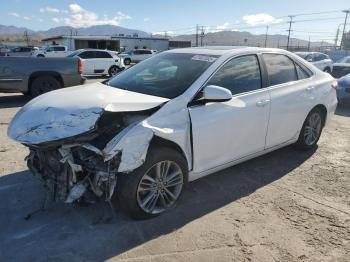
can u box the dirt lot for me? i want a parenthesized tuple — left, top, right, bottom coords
(0, 87, 349, 262)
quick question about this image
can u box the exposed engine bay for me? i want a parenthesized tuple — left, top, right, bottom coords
(25, 110, 154, 204)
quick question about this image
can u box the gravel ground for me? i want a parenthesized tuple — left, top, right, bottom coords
(0, 86, 349, 262)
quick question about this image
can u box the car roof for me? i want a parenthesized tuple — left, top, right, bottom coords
(167, 46, 292, 56)
(75, 49, 117, 53)
(295, 51, 326, 55)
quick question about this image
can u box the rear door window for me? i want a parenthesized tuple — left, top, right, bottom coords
(78, 51, 95, 59)
(53, 46, 65, 51)
(208, 55, 262, 95)
(263, 54, 298, 86)
(94, 51, 112, 58)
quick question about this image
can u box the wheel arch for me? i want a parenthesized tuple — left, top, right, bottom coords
(149, 135, 190, 171)
(28, 71, 64, 91)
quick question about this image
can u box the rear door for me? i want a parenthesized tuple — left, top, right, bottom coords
(52, 46, 67, 57)
(189, 54, 271, 173)
(263, 53, 314, 148)
(133, 50, 143, 62)
(93, 51, 114, 74)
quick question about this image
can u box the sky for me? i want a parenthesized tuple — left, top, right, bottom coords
(1, 0, 350, 42)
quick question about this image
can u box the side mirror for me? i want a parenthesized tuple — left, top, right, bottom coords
(202, 85, 232, 102)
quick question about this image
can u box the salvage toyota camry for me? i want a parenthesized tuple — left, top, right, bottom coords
(8, 47, 337, 219)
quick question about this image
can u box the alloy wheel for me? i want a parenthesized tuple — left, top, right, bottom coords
(137, 160, 184, 214)
(304, 113, 322, 146)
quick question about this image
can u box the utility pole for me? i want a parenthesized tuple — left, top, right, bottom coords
(308, 36, 311, 52)
(286, 15, 295, 51)
(24, 30, 29, 46)
(264, 25, 269, 47)
(200, 26, 205, 47)
(340, 10, 350, 49)
(334, 27, 340, 49)
(195, 24, 199, 47)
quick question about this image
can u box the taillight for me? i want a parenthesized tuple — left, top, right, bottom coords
(78, 59, 83, 74)
(331, 80, 338, 90)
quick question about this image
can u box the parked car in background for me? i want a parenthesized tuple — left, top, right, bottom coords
(331, 56, 350, 78)
(119, 49, 156, 65)
(31, 45, 68, 58)
(337, 74, 350, 104)
(7, 47, 337, 219)
(0, 57, 84, 97)
(295, 52, 333, 73)
(67, 49, 125, 76)
(5, 46, 38, 57)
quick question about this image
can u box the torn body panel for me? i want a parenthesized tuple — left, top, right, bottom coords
(8, 83, 192, 204)
(103, 104, 193, 173)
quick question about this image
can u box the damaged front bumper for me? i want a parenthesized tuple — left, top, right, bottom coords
(27, 143, 121, 203)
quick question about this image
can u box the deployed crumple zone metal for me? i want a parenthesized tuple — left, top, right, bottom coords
(8, 83, 191, 204)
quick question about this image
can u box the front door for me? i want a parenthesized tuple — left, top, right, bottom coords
(189, 55, 271, 173)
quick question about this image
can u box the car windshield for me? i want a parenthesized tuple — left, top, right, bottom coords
(337, 57, 350, 63)
(67, 51, 80, 57)
(108, 52, 218, 99)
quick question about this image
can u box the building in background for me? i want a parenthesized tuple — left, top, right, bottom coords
(168, 40, 192, 49)
(41, 35, 170, 52)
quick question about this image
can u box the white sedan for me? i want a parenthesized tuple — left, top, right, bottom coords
(8, 47, 337, 219)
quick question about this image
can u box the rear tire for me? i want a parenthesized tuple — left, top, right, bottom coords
(124, 58, 131, 65)
(117, 147, 188, 220)
(296, 108, 324, 150)
(108, 65, 121, 77)
(30, 76, 61, 97)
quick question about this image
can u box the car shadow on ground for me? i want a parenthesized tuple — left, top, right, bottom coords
(0, 145, 316, 261)
(335, 104, 350, 117)
(0, 93, 31, 109)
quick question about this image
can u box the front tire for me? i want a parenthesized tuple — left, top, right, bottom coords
(296, 108, 324, 150)
(117, 147, 188, 220)
(124, 58, 131, 65)
(108, 65, 121, 77)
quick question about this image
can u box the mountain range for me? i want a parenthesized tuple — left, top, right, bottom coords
(0, 24, 332, 48)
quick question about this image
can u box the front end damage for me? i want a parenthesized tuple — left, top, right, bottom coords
(22, 110, 155, 204)
(8, 84, 192, 205)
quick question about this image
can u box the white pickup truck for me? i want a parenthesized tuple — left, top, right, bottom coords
(31, 45, 69, 58)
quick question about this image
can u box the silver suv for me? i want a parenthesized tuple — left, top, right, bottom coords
(295, 52, 333, 73)
(120, 49, 156, 65)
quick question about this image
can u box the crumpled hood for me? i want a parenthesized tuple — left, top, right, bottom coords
(8, 82, 168, 145)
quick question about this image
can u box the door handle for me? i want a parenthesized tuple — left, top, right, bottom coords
(256, 99, 270, 107)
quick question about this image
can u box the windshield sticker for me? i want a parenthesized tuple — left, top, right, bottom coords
(191, 55, 217, 63)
